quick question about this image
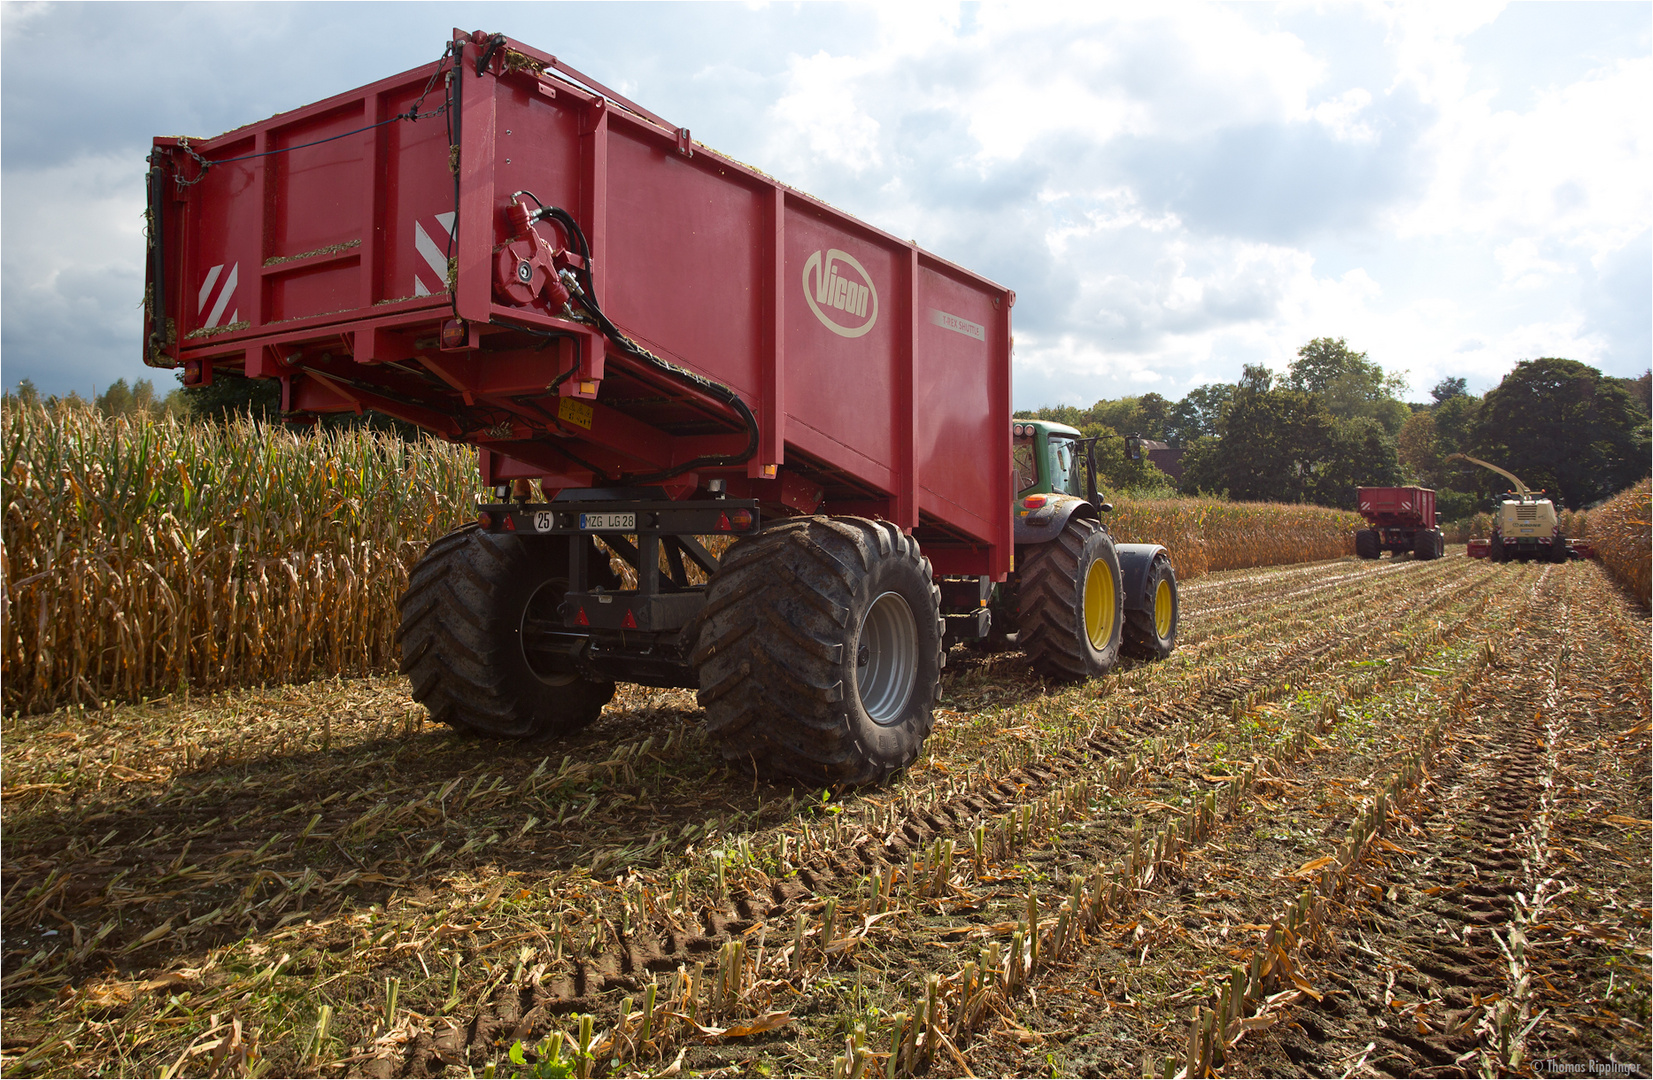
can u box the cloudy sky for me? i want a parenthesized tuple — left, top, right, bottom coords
(2, 1, 1648, 408)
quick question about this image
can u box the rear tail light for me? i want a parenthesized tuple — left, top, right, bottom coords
(718, 509, 756, 532)
(477, 511, 494, 529)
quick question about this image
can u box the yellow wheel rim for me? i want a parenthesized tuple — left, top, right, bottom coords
(1153, 577, 1174, 638)
(1083, 557, 1116, 650)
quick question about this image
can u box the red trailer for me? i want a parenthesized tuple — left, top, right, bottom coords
(144, 31, 1178, 783)
(1354, 486, 1442, 560)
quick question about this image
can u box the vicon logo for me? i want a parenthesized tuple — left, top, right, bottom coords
(803, 249, 878, 338)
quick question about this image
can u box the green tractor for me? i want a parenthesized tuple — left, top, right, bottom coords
(970, 419, 1179, 677)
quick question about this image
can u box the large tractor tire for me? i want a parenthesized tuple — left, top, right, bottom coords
(1489, 534, 1506, 564)
(693, 517, 944, 786)
(1413, 529, 1443, 561)
(1355, 529, 1381, 560)
(397, 525, 617, 739)
(1123, 552, 1178, 661)
(1017, 517, 1123, 681)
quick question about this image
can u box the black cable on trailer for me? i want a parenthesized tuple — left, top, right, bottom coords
(509, 192, 761, 483)
(172, 42, 458, 188)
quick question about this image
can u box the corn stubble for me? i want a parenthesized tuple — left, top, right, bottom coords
(2, 550, 1646, 1077)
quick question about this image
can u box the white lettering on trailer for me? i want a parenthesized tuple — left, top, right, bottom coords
(802, 249, 879, 338)
(413, 212, 456, 297)
(928, 308, 985, 341)
(197, 263, 239, 329)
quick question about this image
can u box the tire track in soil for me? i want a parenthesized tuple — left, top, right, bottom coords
(968, 561, 1545, 1079)
(363, 559, 1515, 1075)
(1513, 567, 1651, 1075)
(1226, 565, 1645, 1079)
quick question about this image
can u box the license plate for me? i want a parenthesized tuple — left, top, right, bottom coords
(580, 512, 635, 531)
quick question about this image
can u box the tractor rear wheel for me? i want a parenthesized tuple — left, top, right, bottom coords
(1490, 534, 1506, 563)
(1355, 529, 1381, 560)
(1017, 517, 1123, 681)
(693, 517, 943, 786)
(397, 525, 617, 739)
(1122, 552, 1178, 660)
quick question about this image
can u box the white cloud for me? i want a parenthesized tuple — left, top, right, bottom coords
(1, 152, 148, 394)
(2, 2, 1646, 403)
(1311, 88, 1378, 143)
(770, 50, 885, 172)
(1494, 238, 1563, 289)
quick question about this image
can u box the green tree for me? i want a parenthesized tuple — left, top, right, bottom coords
(1468, 357, 1648, 508)
(1178, 383, 1332, 503)
(181, 371, 283, 420)
(1287, 337, 1410, 433)
(1164, 384, 1235, 446)
(1314, 416, 1403, 508)
(1430, 393, 1480, 458)
(1238, 363, 1274, 394)
(10, 378, 40, 405)
(1431, 376, 1468, 403)
(1397, 410, 1440, 486)
(1134, 392, 1171, 441)
(96, 378, 165, 419)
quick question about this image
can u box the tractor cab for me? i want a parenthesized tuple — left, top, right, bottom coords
(1012, 420, 1087, 499)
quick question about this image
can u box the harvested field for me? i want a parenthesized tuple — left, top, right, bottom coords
(2, 551, 1648, 1078)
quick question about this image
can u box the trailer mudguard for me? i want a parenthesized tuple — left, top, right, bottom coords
(1116, 543, 1170, 613)
(1012, 495, 1097, 545)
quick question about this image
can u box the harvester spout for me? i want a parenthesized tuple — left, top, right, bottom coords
(1447, 453, 1532, 499)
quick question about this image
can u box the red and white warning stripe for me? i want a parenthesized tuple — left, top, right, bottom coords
(197, 263, 239, 328)
(413, 212, 455, 297)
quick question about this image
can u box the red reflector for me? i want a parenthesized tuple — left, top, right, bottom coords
(477, 511, 493, 529)
(1022, 495, 1047, 509)
(574, 607, 589, 626)
(717, 512, 732, 531)
(621, 609, 638, 629)
(503, 515, 516, 531)
(729, 508, 754, 531)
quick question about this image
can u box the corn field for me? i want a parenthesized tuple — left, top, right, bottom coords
(5, 404, 1363, 714)
(1108, 497, 1360, 577)
(1586, 476, 1652, 607)
(1, 403, 481, 714)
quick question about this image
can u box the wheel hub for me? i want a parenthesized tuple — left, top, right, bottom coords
(520, 577, 581, 687)
(1082, 557, 1116, 650)
(856, 591, 918, 725)
(1153, 577, 1173, 638)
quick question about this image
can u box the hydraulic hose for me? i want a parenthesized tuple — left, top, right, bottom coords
(511, 193, 762, 484)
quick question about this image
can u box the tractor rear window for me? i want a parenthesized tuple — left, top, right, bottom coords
(1013, 438, 1038, 495)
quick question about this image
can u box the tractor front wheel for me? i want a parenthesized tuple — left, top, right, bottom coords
(693, 517, 944, 786)
(1017, 517, 1123, 681)
(1122, 553, 1178, 660)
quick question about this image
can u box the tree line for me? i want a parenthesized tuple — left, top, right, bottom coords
(1020, 339, 1650, 514)
(8, 343, 1650, 515)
